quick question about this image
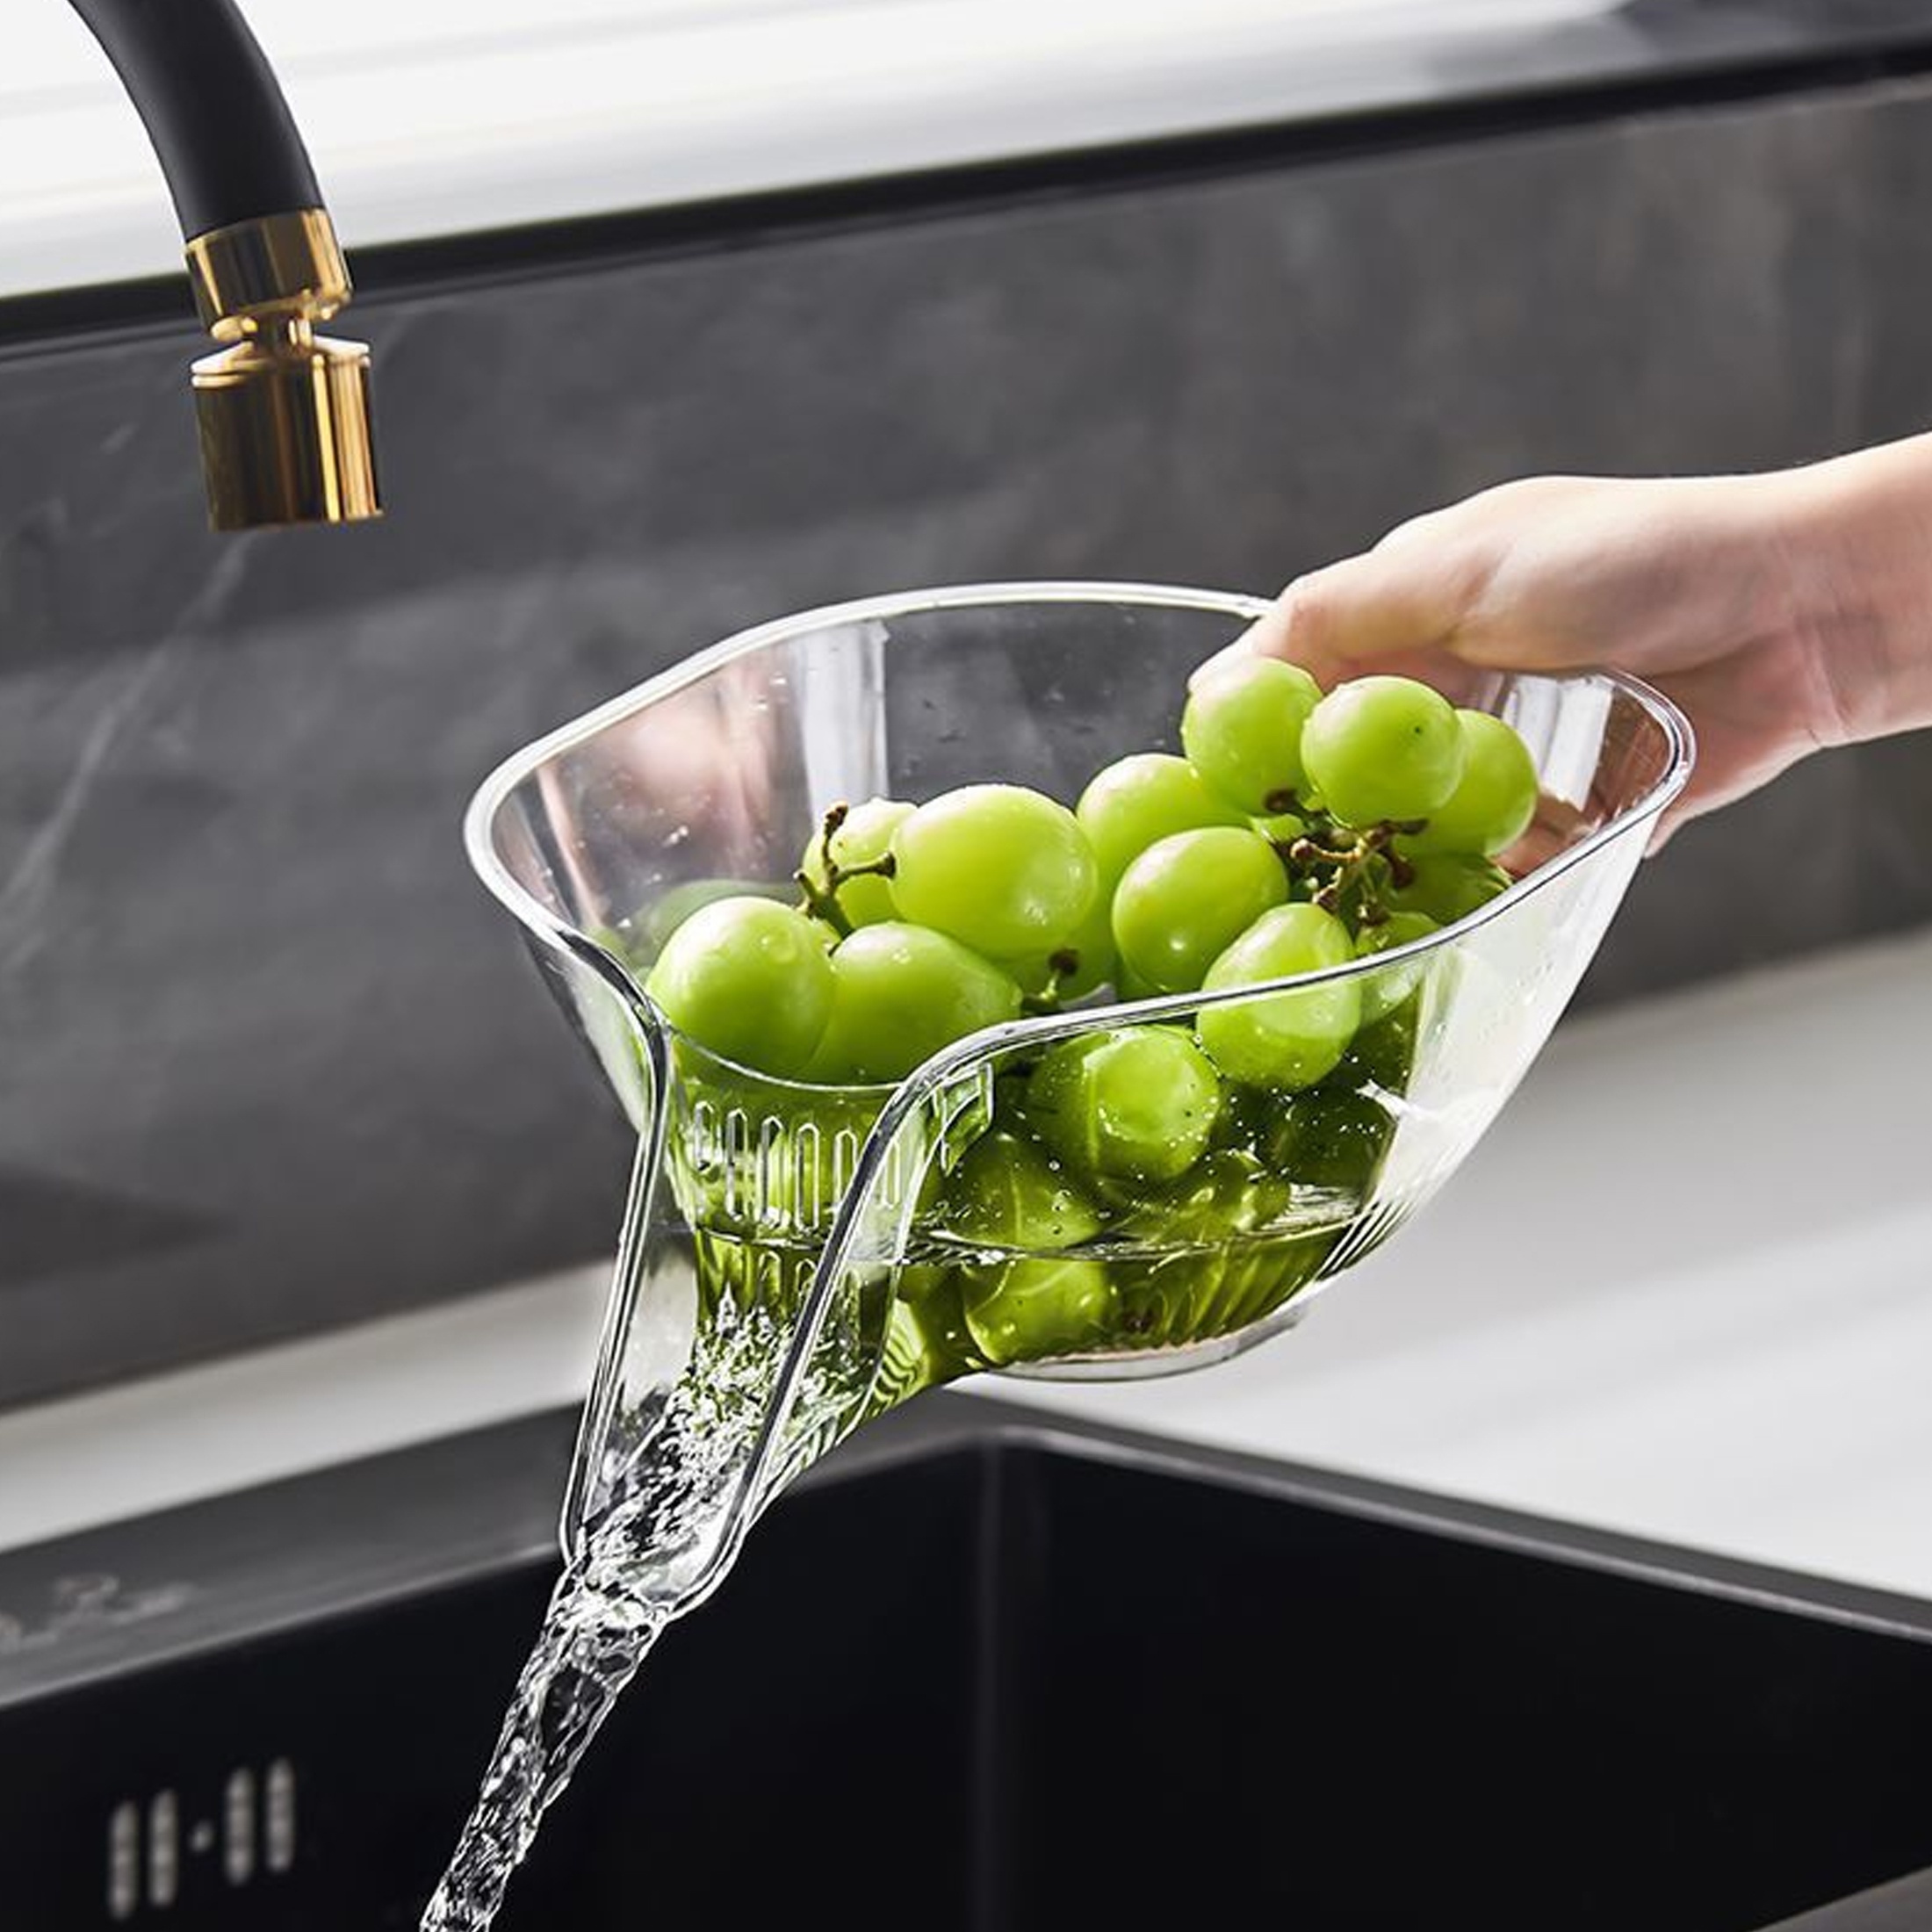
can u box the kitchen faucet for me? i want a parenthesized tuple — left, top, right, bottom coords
(69, 0, 380, 530)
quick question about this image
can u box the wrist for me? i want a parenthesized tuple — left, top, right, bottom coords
(1764, 436, 1932, 747)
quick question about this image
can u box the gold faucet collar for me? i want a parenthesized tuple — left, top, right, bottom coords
(184, 208, 380, 530)
(185, 207, 351, 337)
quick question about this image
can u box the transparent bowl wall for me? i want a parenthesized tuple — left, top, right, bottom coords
(466, 584, 1690, 1575)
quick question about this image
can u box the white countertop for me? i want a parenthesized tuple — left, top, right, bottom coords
(2, 922, 1928, 1597)
(992, 924, 1932, 1598)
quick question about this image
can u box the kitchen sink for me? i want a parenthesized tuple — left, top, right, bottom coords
(4, 1396, 1931, 1930)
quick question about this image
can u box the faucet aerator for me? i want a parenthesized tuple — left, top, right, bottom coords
(70, 1, 381, 531)
(191, 329, 379, 530)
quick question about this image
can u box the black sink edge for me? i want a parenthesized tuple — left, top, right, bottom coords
(7, 1387, 1932, 1716)
(948, 1397, 1932, 1648)
(8, 1392, 1932, 1931)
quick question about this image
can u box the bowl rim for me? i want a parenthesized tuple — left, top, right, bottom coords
(462, 577, 1695, 1084)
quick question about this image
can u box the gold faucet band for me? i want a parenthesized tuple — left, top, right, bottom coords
(185, 207, 352, 339)
(182, 209, 380, 529)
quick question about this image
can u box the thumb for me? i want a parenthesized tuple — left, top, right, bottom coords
(1200, 546, 1469, 693)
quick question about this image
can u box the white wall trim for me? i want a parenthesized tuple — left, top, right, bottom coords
(4, 1, 1619, 299)
(0, 1264, 608, 1554)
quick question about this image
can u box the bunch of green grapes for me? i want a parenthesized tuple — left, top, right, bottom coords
(635, 654, 1539, 1392)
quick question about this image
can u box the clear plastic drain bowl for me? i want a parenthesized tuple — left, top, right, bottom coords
(464, 583, 1691, 1558)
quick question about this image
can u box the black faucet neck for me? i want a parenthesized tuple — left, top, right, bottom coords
(69, 0, 323, 242)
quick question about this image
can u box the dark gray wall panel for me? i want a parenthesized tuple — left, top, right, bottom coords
(4, 77, 1932, 1404)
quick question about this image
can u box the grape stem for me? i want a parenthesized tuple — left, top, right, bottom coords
(794, 869, 853, 937)
(1288, 835, 1359, 868)
(1281, 815, 1427, 923)
(1020, 948, 1080, 1017)
(795, 801, 898, 939)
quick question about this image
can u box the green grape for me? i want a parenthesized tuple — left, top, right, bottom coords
(892, 1267, 978, 1368)
(1024, 1025, 1223, 1185)
(894, 1258, 956, 1310)
(1076, 753, 1248, 890)
(1114, 1148, 1271, 1342)
(1386, 851, 1512, 926)
(625, 877, 793, 966)
(890, 784, 1099, 959)
(866, 1294, 969, 1416)
(1180, 657, 1323, 813)
(1352, 910, 1438, 1025)
(804, 922, 1021, 1085)
(799, 797, 913, 928)
(961, 1255, 1118, 1366)
(1060, 891, 1119, 999)
(1196, 903, 1360, 1090)
(1112, 827, 1287, 994)
(1251, 810, 1307, 844)
(1249, 1086, 1396, 1198)
(940, 1128, 1104, 1251)
(999, 890, 1117, 1002)
(944, 1129, 1119, 1363)
(1323, 993, 1421, 1096)
(1114, 1148, 1327, 1343)
(1300, 675, 1466, 825)
(999, 954, 1054, 997)
(1405, 710, 1539, 856)
(645, 896, 834, 1078)
(1120, 1147, 1288, 1246)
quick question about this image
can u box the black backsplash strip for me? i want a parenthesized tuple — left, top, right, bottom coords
(4, 70, 1931, 1408)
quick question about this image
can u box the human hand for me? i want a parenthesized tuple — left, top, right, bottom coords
(1215, 451, 1932, 841)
